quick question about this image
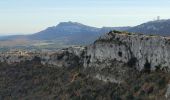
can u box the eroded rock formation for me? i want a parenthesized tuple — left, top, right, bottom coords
(85, 31, 170, 72)
(2, 31, 170, 72)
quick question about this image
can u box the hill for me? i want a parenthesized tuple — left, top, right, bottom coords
(128, 19, 170, 36)
(29, 21, 130, 45)
(1, 19, 170, 49)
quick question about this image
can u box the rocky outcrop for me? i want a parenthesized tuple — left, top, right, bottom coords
(2, 31, 170, 73)
(2, 31, 170, 72)
(0, 47, 86, 68)
(46, 50, 81, 67)
(85, 31, 170, 72)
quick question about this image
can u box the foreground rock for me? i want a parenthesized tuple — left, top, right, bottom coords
(85, 31, 170, 72)
(2, 31, 170, 73)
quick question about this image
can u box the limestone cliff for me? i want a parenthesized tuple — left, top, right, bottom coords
(1, 31, 170, 72)
(85, 31, 170, 72)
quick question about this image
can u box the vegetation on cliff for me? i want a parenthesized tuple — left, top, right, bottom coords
(0, 60, 169, 100)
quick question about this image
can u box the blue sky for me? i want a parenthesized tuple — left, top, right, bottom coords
(0, 0, 170, 35)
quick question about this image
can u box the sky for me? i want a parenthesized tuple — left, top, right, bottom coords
(0, 0, 170, 35)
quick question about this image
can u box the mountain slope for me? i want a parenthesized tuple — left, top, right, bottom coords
(29, 22, 130, 45)
(30, 22, 101, 44)
(127, 19, 170, 36)
(2, 19, 170, 48)
(30, 22, 99, 40)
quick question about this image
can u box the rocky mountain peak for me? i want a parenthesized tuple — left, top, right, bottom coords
(57, 21, 84, 27)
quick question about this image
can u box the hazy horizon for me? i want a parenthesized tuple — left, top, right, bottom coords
(1, 0, 170, 35)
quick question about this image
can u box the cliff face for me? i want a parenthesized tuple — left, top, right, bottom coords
(1, 31, 170, 73)
(1, 31, 170, 72)
(85, 31, 170, 72)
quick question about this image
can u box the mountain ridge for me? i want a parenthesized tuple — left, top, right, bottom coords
(27, 21, 130, 45)
(128, 19, 170, 36)
(1, 19, 170, 48)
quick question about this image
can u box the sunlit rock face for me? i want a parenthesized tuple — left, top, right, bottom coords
(85, 31, 170, 72)
(1, 31, 170, 72)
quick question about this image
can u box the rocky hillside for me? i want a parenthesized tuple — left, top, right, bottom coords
(86, 30, 170, 72)
(3, 31, 170, 72)
(1, 31, 170, 99)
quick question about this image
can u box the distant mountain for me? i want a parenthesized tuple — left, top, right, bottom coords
(127, 19, 170, 36)
(0, 35, 25, 40)
(2, 19, 170, 48)
(29, 22, 99, 44)
(29, 21, 130, 45)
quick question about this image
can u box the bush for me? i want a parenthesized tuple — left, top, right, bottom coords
(127, 57, 137, 67)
